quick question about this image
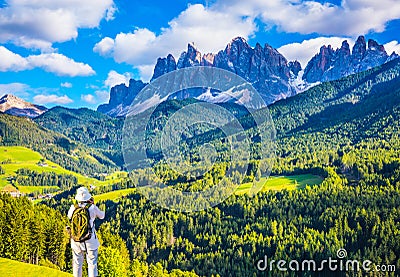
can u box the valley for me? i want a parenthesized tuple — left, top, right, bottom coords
(0, 146, 125, 199)
(0, 40, 399, 276)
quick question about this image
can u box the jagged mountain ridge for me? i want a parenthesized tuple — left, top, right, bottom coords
(97, 79, 146, 117)
(97, 36, 398, 117)
(303, 36, 398, 83)
(0, 94, 47, 118)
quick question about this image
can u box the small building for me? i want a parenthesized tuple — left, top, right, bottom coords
(9, 191, 24, 198)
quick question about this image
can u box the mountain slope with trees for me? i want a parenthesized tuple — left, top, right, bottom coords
(0, 113, 118, 176)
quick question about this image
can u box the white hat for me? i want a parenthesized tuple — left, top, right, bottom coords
(75, 187, 92, 202)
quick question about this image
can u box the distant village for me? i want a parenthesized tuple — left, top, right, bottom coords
(3, 189, 54, 201)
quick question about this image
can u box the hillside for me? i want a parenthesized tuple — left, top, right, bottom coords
(0, 146, 124, 196)
(34, 106, 123, 151)
(268, 57, 400, 138)
(187, 57, 400, 155)
(34, 106, 124, 166)
(125, 58, 400, 177)
(33, 57, 400, 174)
(0, 113, 118, 176)
(0, 258, 72, 277)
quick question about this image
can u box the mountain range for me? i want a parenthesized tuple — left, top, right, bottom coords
(0, 57, 398, 174)
(0, 36, 397, 119)
(97, 35, 398, 117)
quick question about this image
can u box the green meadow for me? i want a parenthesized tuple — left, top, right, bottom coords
(235, 174, 324, 194)
(92, 174, 324, 202)
(0, 258, 72, 277)
(94, 188, 137, 202)
(0, 146, 125, 192)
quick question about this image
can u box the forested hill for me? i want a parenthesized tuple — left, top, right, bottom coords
(0, 113, 118, 176)
(34, 106, 123, 151)
(268, 57, 400, 138)
(0, 193, 199, 276)
(34, 106, 125, 167)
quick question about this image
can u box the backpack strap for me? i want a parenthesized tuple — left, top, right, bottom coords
(84, 203, 93, 230)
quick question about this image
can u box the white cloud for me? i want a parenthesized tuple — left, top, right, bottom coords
(0, 46, 30, 71)
(105, 4, 118, 21)
(61, 82, 73, 88)
(0, 0, 115, 50)
(278, 37, 355, 67)
(216, 0, 400, 36)
(80, 90, 110, 105)
(81, 94, 96, 104)
(94, 4, 256, 81)
(33, 94, 73, 105)
(95, 90, 110, 102)
(0, 46, 95, 76)
(384, 41, 400, 55)
(0, 83, 30, 98)
(137, 65, 156, 82)
(27, 53, 95, 77)
(93, 37, 115, 57)
(104, 70, 131, 88)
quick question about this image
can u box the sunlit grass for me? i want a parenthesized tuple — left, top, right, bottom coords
(236, 174, 324, 194)
(0, 258, 72, 277)
(0, 146, 122, 191)
(94, 188, 136, 202)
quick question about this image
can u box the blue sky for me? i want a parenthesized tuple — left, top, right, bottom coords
(0, 0, 399, 109)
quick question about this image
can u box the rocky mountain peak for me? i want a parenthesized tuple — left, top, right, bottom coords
(288, 61, 302, 77)
(0, 94, 47, 118)
(388, 51, 400, 62)
(303, 36, 393, 83)
(367, 39, 385, 52)
(340, 40, 351, 54)
(352, 35, 367, 63)
(177, 43, 202, 68)
(202, 53, 215, 66)
(151, 54, 177, 81)
(97, 79, 146, 117)
(227, 37, 250, 51)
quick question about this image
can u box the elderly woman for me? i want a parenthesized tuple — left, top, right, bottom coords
(67, 186, 105, 277)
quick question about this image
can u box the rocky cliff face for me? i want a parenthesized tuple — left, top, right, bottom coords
(151, 54, 177, 81)
(303, 36, 396, 83)
(0, 94, 47, 118)
(98, 36, 398, 117)
(97, 79, 146, 117)
(212, 39, 293, 103)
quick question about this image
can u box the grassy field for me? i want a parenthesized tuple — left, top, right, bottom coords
(17, 186, 59, 194)
(0, 258, 72, 277)
(0, 146, 124, 191)
(236, 174, 324, 194)
(93, 174, 323, 202)
(94, 188, 136, 202)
